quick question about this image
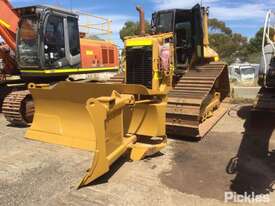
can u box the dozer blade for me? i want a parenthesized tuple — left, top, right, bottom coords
(25, 82, 167, 187)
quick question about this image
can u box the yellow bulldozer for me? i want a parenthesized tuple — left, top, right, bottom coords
(109, 4, 230, 138)
(24, 4, 230, 187)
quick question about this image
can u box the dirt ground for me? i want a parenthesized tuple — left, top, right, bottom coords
(1, 104, 275, 206)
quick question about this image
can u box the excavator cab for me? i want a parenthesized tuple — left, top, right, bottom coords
(16, 5, 80, 73)
(151, 4, 204, 71)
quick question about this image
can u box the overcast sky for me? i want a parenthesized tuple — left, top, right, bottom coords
(10, 0, 274, 48)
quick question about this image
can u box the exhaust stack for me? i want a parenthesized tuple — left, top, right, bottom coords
(202, 7, 210, 47)
(136, 5, 145, 35)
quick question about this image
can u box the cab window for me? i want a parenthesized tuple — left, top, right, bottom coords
(44, 15, 65, 66)
(67, 17, 80, 56)
(157, 12, 173, 33)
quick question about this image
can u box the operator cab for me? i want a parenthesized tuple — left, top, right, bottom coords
(151, 4, 204, 71)
(15, 5, 80, 74)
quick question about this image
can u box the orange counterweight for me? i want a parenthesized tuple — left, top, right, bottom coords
(80, 38, 119, 69)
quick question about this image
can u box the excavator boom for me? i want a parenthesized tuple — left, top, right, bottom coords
(0, 0, 18, 50)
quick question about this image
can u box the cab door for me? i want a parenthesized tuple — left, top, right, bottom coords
(42, 13, 80, 69)
(192, 4, 204, 59)
(65, 16, 80, 66)
(43, 14, 67, 68)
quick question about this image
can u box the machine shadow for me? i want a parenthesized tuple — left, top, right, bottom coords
(6, 123, 28, 128)
(80, 154, 128, 188)
(226, 106, 275, 195)
(80, 150, 164, 188)
(167, 134, 199, 142)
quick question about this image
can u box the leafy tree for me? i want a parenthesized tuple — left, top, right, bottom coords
(208, 18, 248, 64)
(247, 28, 264, 54)
(119, 20, 151, 41)
(241, 27, 275, 63)
(247, 27, 275, 53)
(119, 18, 269, 64)
(209, 18, 232, 35)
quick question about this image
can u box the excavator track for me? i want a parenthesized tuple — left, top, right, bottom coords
(108, 62, 230, 139)
(2, 90, 34, 126)
(107, 72, 125, 83)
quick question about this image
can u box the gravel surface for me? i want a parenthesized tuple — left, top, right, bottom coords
(0, 104, 275, 206)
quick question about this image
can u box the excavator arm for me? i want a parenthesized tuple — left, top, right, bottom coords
(0, 0, 19, 75)
(0, 0, 18, 51)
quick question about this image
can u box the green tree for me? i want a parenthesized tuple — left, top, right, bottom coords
(119, 18, 266, 64)
(247, 27, 275, 53)
(208, 18, 248, 64)
(209, 18, 232, 35)
(119, 20, 151, 41)
(242, 27, 275, 63)
(247, 28, 264, 53)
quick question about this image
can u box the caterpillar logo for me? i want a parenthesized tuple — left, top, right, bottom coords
(85, 50, 94, 56)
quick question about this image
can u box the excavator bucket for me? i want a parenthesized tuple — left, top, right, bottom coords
(25, 82, 167, 187)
